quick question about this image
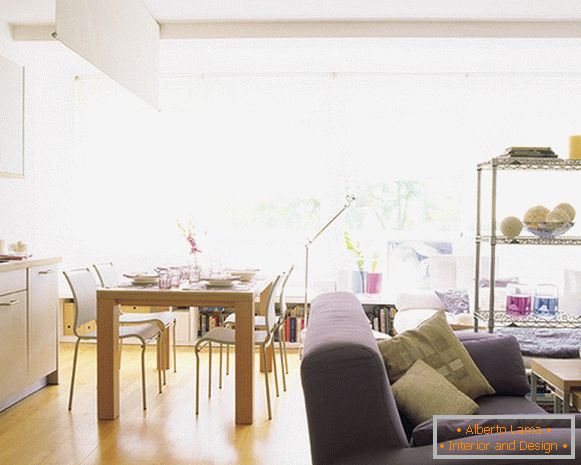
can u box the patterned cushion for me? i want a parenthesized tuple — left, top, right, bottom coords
(392, 359, 478, 427)
(435, 289, 470, 314)
(378, 311, 495, 399)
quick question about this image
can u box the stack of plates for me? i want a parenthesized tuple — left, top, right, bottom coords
(202, 276, 239, 288)
(123, 273, 159, 285)
(225, 269, 259, 282)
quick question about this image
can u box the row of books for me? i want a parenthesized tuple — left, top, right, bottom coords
(281, 307, 305, 343)
(196, 306, 306, 343)
(197, 307, 225, 337)
(367, 306, 393, 335)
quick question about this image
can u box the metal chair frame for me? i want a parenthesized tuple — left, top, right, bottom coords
(64, 268, 163, 411)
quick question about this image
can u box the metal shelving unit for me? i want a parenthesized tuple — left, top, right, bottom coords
(474, 156, 581, 332)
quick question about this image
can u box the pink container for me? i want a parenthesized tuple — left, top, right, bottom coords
(505, 283, 531, 317)
(366, 272, 383, 295)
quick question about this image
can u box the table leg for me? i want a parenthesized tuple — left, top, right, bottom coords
(97, 298, 119, 420)
(531, 373, 538, 402)
(258, 283, 273, 373)
(235, 298, 255, 425)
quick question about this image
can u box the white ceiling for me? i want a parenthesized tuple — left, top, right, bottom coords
(2, 0, 581, 23)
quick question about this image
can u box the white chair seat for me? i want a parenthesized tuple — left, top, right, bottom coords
(120, 311, 175, 328)
(82, 323, 160, 342)
(224, 313, 267, 327)
(199, 327, 270, 345)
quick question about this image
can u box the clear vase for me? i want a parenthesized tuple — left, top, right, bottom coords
(188, 254, 201, 284)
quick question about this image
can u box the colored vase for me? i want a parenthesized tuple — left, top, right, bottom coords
(505, 283, 531, 317)
(352, 270, 366, 294)
(366, 272, 383, 294)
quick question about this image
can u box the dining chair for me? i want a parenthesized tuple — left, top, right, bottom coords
(223, 265, 294, 391)
(93, 262, 178, 376)
(195, 274, 283, 420)
(63, 268, 163, 411)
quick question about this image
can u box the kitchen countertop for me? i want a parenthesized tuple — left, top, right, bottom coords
(0, 256, 62, 272)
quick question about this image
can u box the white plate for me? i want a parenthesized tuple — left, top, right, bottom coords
(225, 269, 259, 282)
(131, 276, 158, 285)
(203, 278, 238, 287)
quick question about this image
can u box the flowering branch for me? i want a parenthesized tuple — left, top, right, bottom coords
(177, 220, 202, 255)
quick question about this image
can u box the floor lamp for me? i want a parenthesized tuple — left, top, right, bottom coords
(304, 195, 356, 328)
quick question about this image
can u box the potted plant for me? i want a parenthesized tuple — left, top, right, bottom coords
(344, 232, 366, 293)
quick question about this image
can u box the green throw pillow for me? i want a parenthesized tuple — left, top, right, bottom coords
(392, 359, 479, 426)
(378, 311, 494, 399)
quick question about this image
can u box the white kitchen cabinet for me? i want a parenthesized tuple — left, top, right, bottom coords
(0, 257, 60, 410)
(0, 291, 27, 401)
(28, 266, 58, 383)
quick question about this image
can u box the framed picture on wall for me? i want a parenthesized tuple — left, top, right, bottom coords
(0, 55, 24, 178)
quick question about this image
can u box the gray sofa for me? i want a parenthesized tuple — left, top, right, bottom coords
(301, 292, 581, 465)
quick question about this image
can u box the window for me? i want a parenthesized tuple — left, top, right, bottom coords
(73, 72, 581, 287)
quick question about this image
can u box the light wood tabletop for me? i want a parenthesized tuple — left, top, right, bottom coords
(96, 278, 274, 425)
(531, 358, 581, 413)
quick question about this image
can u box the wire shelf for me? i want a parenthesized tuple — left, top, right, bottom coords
(477, 235, 581, 246)
(474, 309, 581, 329)
(478, 157, 581, 171)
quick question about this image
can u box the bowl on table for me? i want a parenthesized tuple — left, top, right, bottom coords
(202, 276, 240, 288)
(224, 269, 259, 282)
(123, 273, 159, 285)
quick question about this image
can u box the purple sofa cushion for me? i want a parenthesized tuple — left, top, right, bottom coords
(462, 335, 530, 396)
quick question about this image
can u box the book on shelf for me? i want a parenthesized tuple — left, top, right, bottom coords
(364, 306, 392, 335)
(282, 305, 305, 344)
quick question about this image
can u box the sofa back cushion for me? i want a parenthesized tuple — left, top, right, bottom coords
(462, 335, 530, 396)
(301, 292, 408, 465)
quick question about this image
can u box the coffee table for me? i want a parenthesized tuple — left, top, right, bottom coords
(531, 358, 581, 413)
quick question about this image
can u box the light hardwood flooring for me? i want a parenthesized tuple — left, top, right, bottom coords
(0, 343, 312, 465)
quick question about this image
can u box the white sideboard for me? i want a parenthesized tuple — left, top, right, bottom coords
(0, 257, 61, 411)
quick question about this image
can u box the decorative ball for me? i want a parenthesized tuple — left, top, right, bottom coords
(546, 209, 570, 223)
(554, 203, 576, 221)
(523, 205, 550, 225)
(500, 216, 523, 238)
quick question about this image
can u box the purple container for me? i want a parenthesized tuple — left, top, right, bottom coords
(366, 272, 383, 294)
(506, 295, 532, 316)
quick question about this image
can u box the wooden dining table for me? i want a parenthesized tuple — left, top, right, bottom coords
(96, 278, 274, 425)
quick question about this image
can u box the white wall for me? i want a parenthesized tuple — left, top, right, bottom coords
(0, 27, 85, 262)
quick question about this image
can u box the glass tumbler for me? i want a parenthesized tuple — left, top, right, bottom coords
(158, 270, 171, 289)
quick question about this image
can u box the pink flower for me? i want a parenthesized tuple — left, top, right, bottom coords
(178, 220, 202, 255)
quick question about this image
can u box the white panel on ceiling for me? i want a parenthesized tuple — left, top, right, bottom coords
(0, 55, 24, 177)
(55, 0, 160, 109)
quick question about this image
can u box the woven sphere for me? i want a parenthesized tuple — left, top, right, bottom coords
(523, 205, 549, 225)
(547, 209, 570, 223)
(500, 216, 523, 238)
(554, 203, 575, 221)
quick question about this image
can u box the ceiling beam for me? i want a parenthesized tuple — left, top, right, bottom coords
(11, 20, 581, 41)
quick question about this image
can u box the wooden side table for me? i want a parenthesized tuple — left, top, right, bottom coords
(531, 358, 581, 413)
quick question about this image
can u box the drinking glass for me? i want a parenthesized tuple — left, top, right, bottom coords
(158, 270, 171, 289)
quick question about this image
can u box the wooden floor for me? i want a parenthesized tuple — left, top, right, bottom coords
(0, 343, 312, 465)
